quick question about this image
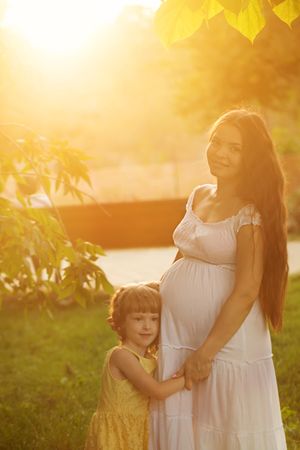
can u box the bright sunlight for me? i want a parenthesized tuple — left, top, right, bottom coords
(3, 0, 160, 54)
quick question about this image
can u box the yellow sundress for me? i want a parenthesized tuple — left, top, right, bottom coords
(84, 346, 156, 450)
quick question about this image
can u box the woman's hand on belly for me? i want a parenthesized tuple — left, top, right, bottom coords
(177, 348, 212, 390)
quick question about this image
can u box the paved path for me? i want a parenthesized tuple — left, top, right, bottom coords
(99, 242, 300, 286)
(288, 241, 300, 275)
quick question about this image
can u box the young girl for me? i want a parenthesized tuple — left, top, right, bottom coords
(84, 282, 185, 450)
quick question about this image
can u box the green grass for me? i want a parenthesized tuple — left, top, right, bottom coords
(288, 233, 300, 241)
(0, 277, 300, 450)
(0, 301, 117, 450)
(272, 275, 300, 450)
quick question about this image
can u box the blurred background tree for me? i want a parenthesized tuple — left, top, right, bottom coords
(169, 6, 300, 135)
(0, 0, 299, 226)
(154, 0, 300, 229)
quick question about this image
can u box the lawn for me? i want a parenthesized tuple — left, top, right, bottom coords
(0, 276, 299, 450)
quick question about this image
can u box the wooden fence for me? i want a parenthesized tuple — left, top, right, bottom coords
(58, 198, 187, 249)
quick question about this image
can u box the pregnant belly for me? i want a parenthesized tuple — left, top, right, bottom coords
(160, 257, 235, 349)
(160, 257, 272, 361)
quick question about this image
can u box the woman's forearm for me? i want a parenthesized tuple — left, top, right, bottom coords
(200, 292, 256, 360)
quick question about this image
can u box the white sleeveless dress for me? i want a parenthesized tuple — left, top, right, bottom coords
(150, 184, 286, 450)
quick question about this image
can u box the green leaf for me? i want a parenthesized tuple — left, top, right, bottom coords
(94, 245, 106, 256)
(16, 191, 27, 208)
(46, 266, 54, 278)
(75, 239, 86, 253)
(267, 0, 286, 6)
(201, 0, 224, 19)
(217, 0, 250, 14)
(95, 274, 101, 292)
(224, 0, 265, 42)
(0, 197, 12, 208)
(57, 283, 76, 300)
(186, 0, 203, 10)
(0, 177, 5, 193)
(55, 174, 62, 192)
(41, 175, 51, 196)
(62, 245, 77, 263)
(74, 286, 89, 307)
(100, 274, 114, 295)
(185, 0, 224, 18)
(272, 0, 300, 26)
(76, 169, 92, 188)
(73, 188, 84, 203)
(154, 0, 205, 47)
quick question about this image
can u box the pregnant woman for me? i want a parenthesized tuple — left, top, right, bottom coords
(150, 109, 288, 450)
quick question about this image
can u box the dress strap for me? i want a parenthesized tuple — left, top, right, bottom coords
(122, 345, 144, 360)
(186, 186, 198, 210)
(186, 184, 215, 211)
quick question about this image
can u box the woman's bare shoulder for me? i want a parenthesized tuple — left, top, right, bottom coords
(193, 184, 216, 203)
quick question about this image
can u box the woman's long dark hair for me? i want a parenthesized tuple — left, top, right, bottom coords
(211, 109, 288, 331)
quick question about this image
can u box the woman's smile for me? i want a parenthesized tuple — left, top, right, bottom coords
(206, 123, 243, 180)
(209, 158, 230, 168)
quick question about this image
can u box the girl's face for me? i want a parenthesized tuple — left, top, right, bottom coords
(122, 310, 159, 353)
(207, 123, 243, 181)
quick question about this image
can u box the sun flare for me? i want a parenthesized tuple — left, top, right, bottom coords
(3, 0, 160, 54)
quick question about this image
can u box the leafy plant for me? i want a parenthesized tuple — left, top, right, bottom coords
(0, 126, 114, 309)
(155, 0, 300, 46)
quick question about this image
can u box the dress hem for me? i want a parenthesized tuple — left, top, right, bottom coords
(151, 413, 284, 436)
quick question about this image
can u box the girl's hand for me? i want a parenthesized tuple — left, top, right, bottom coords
(176, 348, 213, 390)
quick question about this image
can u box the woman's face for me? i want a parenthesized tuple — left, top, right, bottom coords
(206, 123, 243, 181)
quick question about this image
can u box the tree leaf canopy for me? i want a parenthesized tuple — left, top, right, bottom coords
(224, 0, 265, 42)
(154, 0, 205, 46)
(273, 0, 300, 26)
(155, 0, 300, 45)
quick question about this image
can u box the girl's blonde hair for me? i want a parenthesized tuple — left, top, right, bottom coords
(107, 282, 161, 351)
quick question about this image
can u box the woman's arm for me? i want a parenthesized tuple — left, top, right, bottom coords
(111, 349, 185, 400)
(180, 224, 264, 389)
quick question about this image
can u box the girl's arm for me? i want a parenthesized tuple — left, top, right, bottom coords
(179, 223, 264, 389)
(110, 349, 185, 400)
